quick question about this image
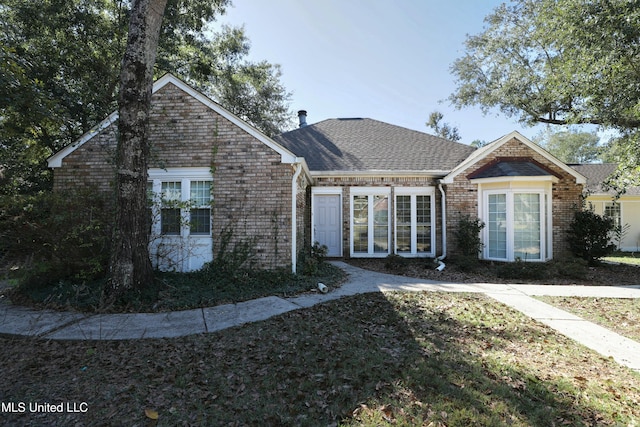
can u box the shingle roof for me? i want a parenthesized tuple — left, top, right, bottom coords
(570, 163, 619, 194)
(274, 118, 476, 173)
(468, 159, 556, 179)
(569, 163, 640, 196)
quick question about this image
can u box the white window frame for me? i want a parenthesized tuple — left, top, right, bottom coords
(350, 187, 391, 257)
(394, 187, 436, 257)
(148, 168, 213, 239)
(604, 201, 622, 229)
(477, 179, 554, 262)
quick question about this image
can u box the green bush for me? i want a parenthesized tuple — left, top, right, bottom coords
(0, 190, 113, 289)
(301, 242, 328, 276)
(454, 215, 485, 257)
(567, 209, 616, 265)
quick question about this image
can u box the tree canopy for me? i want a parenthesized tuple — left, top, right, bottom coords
(425, 110, 461, 142)
(0, 0, 294, 195)
(534, 129, 602, 164)
(450, 0, 640, 130)
(450, 0, 640, 188)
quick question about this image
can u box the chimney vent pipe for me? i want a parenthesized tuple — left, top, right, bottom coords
(297, 110, 307, 127)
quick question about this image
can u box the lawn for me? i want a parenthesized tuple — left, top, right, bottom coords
(537, 296, 640, 342)
(603, 251, 640, 266)
(2, 292, 639, 426)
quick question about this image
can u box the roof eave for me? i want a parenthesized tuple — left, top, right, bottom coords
(310, 169, 450, 178)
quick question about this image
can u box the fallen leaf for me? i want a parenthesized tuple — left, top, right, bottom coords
(145, 408, 159, 420)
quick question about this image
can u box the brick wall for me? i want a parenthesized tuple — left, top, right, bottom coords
(446, 137, 583, 259)
(312, 176, 442, 258)
(52, 82, 297, 270)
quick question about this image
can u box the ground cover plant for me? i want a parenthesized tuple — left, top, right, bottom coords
(537, 296, 640, 342)
(349, 256, 640, 287)
(1, 292, 639, 426)
(4, 262, 346, 313)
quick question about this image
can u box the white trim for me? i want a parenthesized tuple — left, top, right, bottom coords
(47, 112, 118, 168)
(479, 183, 552, 262)
(291, 163, 303, 274)
(47, 73, 301, 168)
(312, 186, 344, 195)
(393, 187, 436, 258)
(147, 168, 214, 272)
(442, 131, 586, 185)
(148, 167, 211, 180)
(350, 187, 391, 258)
(312, 170, 449, 178)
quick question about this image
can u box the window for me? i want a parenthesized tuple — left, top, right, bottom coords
(147, 169, 212, 238)
(350, 188, 390, 257)
(189, 181, 211, 234)
(487, 194, 507, 259)
(604, 202, 621, 228)
(395, 188, 435, 256)
(513, 193, 541, 260)
(482, 189, 549, 261)
(161, 181, 182, 235)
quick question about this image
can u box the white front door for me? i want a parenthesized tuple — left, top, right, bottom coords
(313, 194, 342, 257)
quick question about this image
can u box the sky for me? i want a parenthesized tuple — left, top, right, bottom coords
(215, 0, 545, 145)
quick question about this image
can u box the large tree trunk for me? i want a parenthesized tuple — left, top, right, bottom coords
(107, 0, 167, 297)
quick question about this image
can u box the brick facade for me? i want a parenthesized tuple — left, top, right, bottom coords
(51, 77, 584, 271)
(445, 137, 583, 259)
(52, 82, 300, 270)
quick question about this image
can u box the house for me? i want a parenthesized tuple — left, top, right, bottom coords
(48, 74, 587, 272)
(48, 74, 312, 273)
(571, 163, 640, 251)
(276, 118, 585, 263)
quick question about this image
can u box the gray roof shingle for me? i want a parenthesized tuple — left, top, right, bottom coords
(570, 163, 640, 195)
(468, 159, 556, 179)
(274, 118, 476, 173)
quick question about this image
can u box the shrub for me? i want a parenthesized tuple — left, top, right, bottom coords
(567, 209, 616, 265)
(0, 190, 113, 289)
(453, 215, 485, 257)
(301, 242, 328, 276)
(384, 254, 408, 271)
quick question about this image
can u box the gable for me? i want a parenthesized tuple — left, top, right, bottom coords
(47, 74, 300, 168)
(442, 131, 586, 184)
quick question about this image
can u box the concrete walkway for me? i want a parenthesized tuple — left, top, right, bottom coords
(1, 261, 639, 372)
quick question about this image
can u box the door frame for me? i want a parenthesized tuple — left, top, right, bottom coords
(311, 187, 343, 257)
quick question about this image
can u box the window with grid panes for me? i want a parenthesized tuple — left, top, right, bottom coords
(161, 181, 182, 235)
(189, 181, 211, 234)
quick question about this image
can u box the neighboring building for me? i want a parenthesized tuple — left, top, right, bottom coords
(48, 74, 588, 272)
(571, 163, 640, 252)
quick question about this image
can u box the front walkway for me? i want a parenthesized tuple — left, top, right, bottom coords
(1, 262, 639, 371)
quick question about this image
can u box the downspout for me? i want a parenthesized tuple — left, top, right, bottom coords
(291, 162, 303, 274)
(436, 182, 447, 271)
